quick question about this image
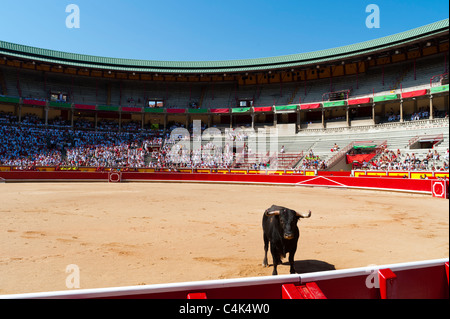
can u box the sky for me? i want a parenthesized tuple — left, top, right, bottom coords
(0, 0, 448, 62)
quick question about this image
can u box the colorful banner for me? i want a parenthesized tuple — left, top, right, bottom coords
(121, 106, 142, 113)
(210, 108, 230, 114)
(401, 89, 427, 99)
(49, 101, 72, 108)
(188, 109, 208, 114)
(300, 103, 321, 110)
(373, 94, 398, 103)
(23, 99, 46, 106)
(167, 109, 186, 114)
(231, 107, 251, 113)
(97, 105, 120, 112)
(74, 104, 96, 110)
(254, 107, 273, 112)
(348, 98, 371, 105)
(323, 100, 346, 108)
(144, 107, 164, 113)
(275, 105, 297, 112)
(430, 84, 449, 94)
(0, 96, 20, 104)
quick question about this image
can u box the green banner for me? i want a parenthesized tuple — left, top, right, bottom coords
(49, 101, 72, 108)
(373, 94, 398, 103)
(0, 96, 20, 104)
(430, 84, 449, 94)
(323, 100, 346, 108)
(231, 107, 251, 113)
(144, 107, 164, 113)
(188, 108, 208, 114)
(275, 105, 297, 111)
(97, 105, 120, 112)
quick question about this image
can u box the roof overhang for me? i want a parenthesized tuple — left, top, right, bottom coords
(0, 19, 448, 75)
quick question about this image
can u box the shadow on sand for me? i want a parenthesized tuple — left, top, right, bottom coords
(281, 259, 336, 274)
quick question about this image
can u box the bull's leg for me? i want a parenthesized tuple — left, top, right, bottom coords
(288, 252, 296, 274)
(262, 234, 269, 267)
(288, 244, 298, 274)
(270, 244, 279, 275)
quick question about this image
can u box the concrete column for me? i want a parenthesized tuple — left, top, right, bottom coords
(372, 103, 376, 124)
(251, 113, 255, 130)
(429, 95, 434, 120)
(44, 107, 49, 126)
(346, 107, 350, 127)
(321, 110, 325, 128)
(400, 99, 404, 122)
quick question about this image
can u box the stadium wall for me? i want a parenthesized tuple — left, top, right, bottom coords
(0, 171, 447, 196)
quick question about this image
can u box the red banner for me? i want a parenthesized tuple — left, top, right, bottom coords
(121, 107, 142, 113)
(23, 99, 47, 106)
(348, 98, 371, 105)
(210, 108, 230, 114)
(254, 107, 272, 112)
(167, 109, 186, 114)
(401, 89, 427, 99)
(300, 103, 321, 110)
(75, 104, 96, 110)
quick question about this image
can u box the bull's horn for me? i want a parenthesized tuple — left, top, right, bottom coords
(296, 210, 311, 218)
(265, 210, 280, 216)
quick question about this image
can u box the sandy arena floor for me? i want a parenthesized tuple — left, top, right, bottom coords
(0, 182, 448, 295)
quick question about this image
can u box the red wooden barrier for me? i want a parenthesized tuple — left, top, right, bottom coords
(378, 263, 449, 299)
(2, 259, 447, 299)
(187, 293, 207, 299)
(378, 268, 397, 299)
(282, 283, 326, 299)
(0, 171, 437, 195)
(432, 180, 449, 199)
(446, 262, 449, 285)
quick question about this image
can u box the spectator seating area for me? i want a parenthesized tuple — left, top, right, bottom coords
(1, 114, 448, 172)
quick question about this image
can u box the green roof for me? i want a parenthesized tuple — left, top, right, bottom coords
(0, 19, 448, 74)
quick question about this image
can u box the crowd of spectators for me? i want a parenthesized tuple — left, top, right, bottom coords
(0, 123, 163, 170)
(408, 107, 430, 121)
(1, 111, 448, 172)
(362, 147, 448, 171)
(385, 107, 448, 123)
(148, 139, 234, 170)
(299, 150, 327, 170)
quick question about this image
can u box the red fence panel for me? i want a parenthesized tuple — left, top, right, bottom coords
(0, 171, 437, 195)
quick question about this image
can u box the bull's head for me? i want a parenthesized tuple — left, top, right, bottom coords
(265, 208, 311, 240)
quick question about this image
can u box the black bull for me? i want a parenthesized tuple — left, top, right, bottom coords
(262, 205, 311, 275)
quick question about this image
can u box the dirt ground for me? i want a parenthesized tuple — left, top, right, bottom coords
(0, 182, 448, 295)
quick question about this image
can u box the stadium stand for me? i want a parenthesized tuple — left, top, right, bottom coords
(0, 19, 448, 173)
